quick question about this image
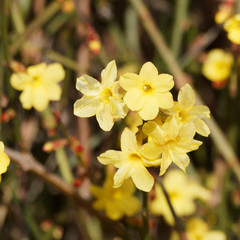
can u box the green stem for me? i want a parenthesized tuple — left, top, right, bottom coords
(10, 1, 61, 56)
(171, 0, 190, 58)
(46, 50, 81, 73)
(142, 192, 151, 240)
(10, 0, 25, 34)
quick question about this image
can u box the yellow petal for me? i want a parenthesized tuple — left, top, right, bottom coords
(120, 178, 136, 195)
(169, 150, 190, 172)
(0, 150, 10, 175)
(120, 128, 138, 152)
(43, 63, 65, 83)
(118, 195, 140, 216)
(205, 231, 226, 240)
(101, 60, 117, 87)
(131, 163, 154, 192)
(138, 97, 159, 120)
(32, 86, 49, 112)
(140, 142, 162, 159)
(27, 62, 46, 77)
(123, 89, 144, 111)
(154, 92, 174, 109)
(192, 118, 210, 137)
(152, 74, 174, 92)
(113, 165, 131, 188)
(73, 95, 99, 117)
(96, 104, 114, 131)
(119, 73, 143, 91)
(10, 73, 32, 91)
(139, 62, 158, 80)
(19, 87, 33, 110)
(97, 150, 122, 166)
(106, 201, 123, 220)
(111, 98, 127, 118)
(76, 75, 101, 96)
(190, 105, 210, 118)
(159, 152, 172, 175)
(46, 84, 62, 101)
(162, 116, 178, 139)
(178, 84, 195, 109)
(90, 185, 103, 197)
(0, 142, 4, 152)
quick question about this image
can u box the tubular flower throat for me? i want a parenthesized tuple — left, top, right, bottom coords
(10, 62, 65, 112)
(90, 172, 140, 220)
(73, 60, 127, 131)
(97, 128, 161, 192)
(0, 141, 10, 183)
(120, 62, 174, 121)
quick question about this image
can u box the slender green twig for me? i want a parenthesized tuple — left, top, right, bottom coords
(10, 1, 61, 56)
(129, 0, 240, 184)
(142, 192, 151, 240)
(171, 0, 190, 58)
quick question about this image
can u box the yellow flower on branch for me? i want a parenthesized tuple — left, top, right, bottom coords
(202, 49, 233, 82)
(142, 116, 202, 175)
(164, 84, 211, 137)
(0, 141, 10, 183)
(120, 62, 174, 120)
(224, 14, 240, 44)
(90, 172, 140, 220)
(74, 60, 127, 131)
(10, 62, 65, 112)
(149, 169, 211, 225)
(170, 217, 226, 240)
(98, 128, 160, 192)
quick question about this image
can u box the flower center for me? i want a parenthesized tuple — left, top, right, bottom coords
(143, 84, 152, 92)
(129, 153, 142, 162)
(100, 88, 113, 102)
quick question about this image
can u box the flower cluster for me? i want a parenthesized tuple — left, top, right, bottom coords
(74, 61, 210, 192)
(0, 141, 10, 183)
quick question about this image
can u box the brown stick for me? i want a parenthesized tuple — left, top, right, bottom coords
(5, 147, 129, 239)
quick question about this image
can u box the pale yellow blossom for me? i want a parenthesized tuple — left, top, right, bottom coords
(98, 128, 161, 192)
(142, 116, 202, 175)
(90, 172, 140, 220)
(170, 218, 226, 240)
(149, 169, 211, 225)
(74, 60, 127, 131)
(224, 14, 240, 44)
(120, 62, 174, 120)
(164, 84, 211, 137)
(0, 141, 10, 182)
(202, 49, 233, 82)
(10, 62, 65, 112)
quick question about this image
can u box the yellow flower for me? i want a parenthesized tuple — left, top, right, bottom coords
(98, 128, 161, 192)
(202, 49, 233, 82)
(74, 60, 127, 131)
(215, 5, 232, 24)
(90, 172, 140, 220)
(149, 169, 211, 225)
(0, 141, 10, 182)
(10, 62, 65, 112)
(224, 14, 240, 44)
(142, 116, 202, 175)
(170, 218, 226, 240)
(164, 84, 211, 137)
(120, 62, 174, 120)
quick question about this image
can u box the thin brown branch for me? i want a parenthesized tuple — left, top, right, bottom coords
(5, 147, 129, 239)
